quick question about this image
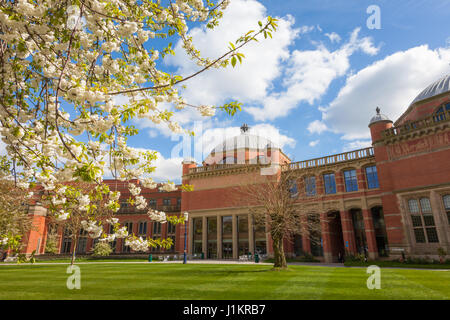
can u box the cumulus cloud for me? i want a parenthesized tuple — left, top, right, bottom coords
(246, 27, 379, 121)
(307, 120, 328, 134)
(150, 152, 183, 183)
(342, 140, 372, 152)
(321, 45, 450, 140)
(309, 140, 320, 147)
(325, 32, 341, 43)
(166, 0, 300, 106)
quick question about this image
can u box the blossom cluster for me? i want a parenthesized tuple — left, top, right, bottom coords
(148, 209, 167, 223)
(81, 220, 103, 238)
(125, 236, 150, 252)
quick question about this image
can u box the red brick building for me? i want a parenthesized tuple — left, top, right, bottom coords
(22, 75, 450, 262)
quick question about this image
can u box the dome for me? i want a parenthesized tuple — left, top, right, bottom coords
(410, 74, 450, 105)
(210, 132, 278, 154)
(369, 107, 392, 126)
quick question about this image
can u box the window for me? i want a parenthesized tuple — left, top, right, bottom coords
(408, 197, 439, 243)
(365, 166, 379, 189)
(192, 218, 202, 255)
(167, 223, 176, 234)
(323, 173, 336, 194)
(122, 222, 133, 252)
(138, 221, 147, 235)
(177, 198, 181, 207)
(443, 195, 450, 224)
(288, 180, 298, 198)
(434, 103, 450, 122)
(61, 228, 72, 254)
(344, 169, 358, 192)
(163, 198, 171, 206)
(153, 222, 161, 235)
(305, 176, 316, 196)
(149, 199, 156, 208)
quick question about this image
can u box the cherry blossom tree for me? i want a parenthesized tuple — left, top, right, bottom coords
(0, 0, 278, 253)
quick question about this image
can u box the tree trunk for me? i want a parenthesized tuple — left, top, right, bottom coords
(272, 236, 287, 269)
(71, 235, 78, 266)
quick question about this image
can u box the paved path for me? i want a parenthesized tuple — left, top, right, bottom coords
(0, 260, 448, 271)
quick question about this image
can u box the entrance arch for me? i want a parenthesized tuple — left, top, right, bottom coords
(350, 208, 368, 255)
(327, 211, 345, 262)
(371, 206, 389, 256)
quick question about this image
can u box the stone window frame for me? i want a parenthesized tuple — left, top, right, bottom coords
(364, 164, 380, 189)
(443, 194, 450, 225)
(138, 221, 148, 236)
(405, 196, 439, 244)
(342, 168, 358, 192)
(433, 103, 450, 122)
(304, 175, 317, 197)
(323, 172, 337, 195)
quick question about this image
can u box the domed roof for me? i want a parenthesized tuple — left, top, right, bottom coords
(210, 124, 279, 154)
(211, 133, 278, 154)
(369, 107, 392, 126)
(410, 74, 450, 105)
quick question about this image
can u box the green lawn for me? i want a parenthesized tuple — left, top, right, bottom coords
(0, 263, 448, 300)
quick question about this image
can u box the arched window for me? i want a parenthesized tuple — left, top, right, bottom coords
(443, 195, 450, 224)
(138, 221, 147, 235)
(343, 169, 358, 192)
(304, 176, 316, 196)
(365, 165, 379, 189)
(323, 173, 336, 194)
(433, 103, 450, 122)
(408, 198, 439, 243)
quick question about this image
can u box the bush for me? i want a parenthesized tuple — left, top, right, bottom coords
(91, 242, 112, 257)
(44, 233, 59, 254)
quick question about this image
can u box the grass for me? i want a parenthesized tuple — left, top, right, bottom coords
(344, 260, 450, 269)
(0, 263, 449, 300)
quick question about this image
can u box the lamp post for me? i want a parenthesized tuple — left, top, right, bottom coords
(183, 212, 188, 264)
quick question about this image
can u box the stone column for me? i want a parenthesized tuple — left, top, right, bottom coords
(187, 217, 193, 255)
(217, 215, 222, 259)
(248, 214, 254, 255)
(301, 214, 311, 254)
(362, 209, 378, 260)
(202, 216, 207, 257)
(232, 214, 238, 259)
(340, 210, 357, 255)
(320, 212, 333, 263)
(430, 190, 449, 246)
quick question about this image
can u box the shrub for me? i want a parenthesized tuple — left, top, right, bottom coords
(44, 233, 59, 254)
(92, 242, 112, 257)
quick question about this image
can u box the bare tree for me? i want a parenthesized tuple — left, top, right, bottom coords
(235, 166, 323, 269)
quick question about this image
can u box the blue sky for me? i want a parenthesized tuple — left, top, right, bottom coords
(128, 0, 450, 182)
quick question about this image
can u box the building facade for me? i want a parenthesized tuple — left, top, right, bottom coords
(21, 75, 450, 262)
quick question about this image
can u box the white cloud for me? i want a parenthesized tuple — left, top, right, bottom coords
(246, 27, 379, 121)
(166, 0, 300, 106)
(309, 140, 320, 147)
(150, 152, 183, 183)
(321, 45, 450, 140)
(307, 120, 328, 134)
(342, 140, 372, 152)
(325, 32, 341, 43)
